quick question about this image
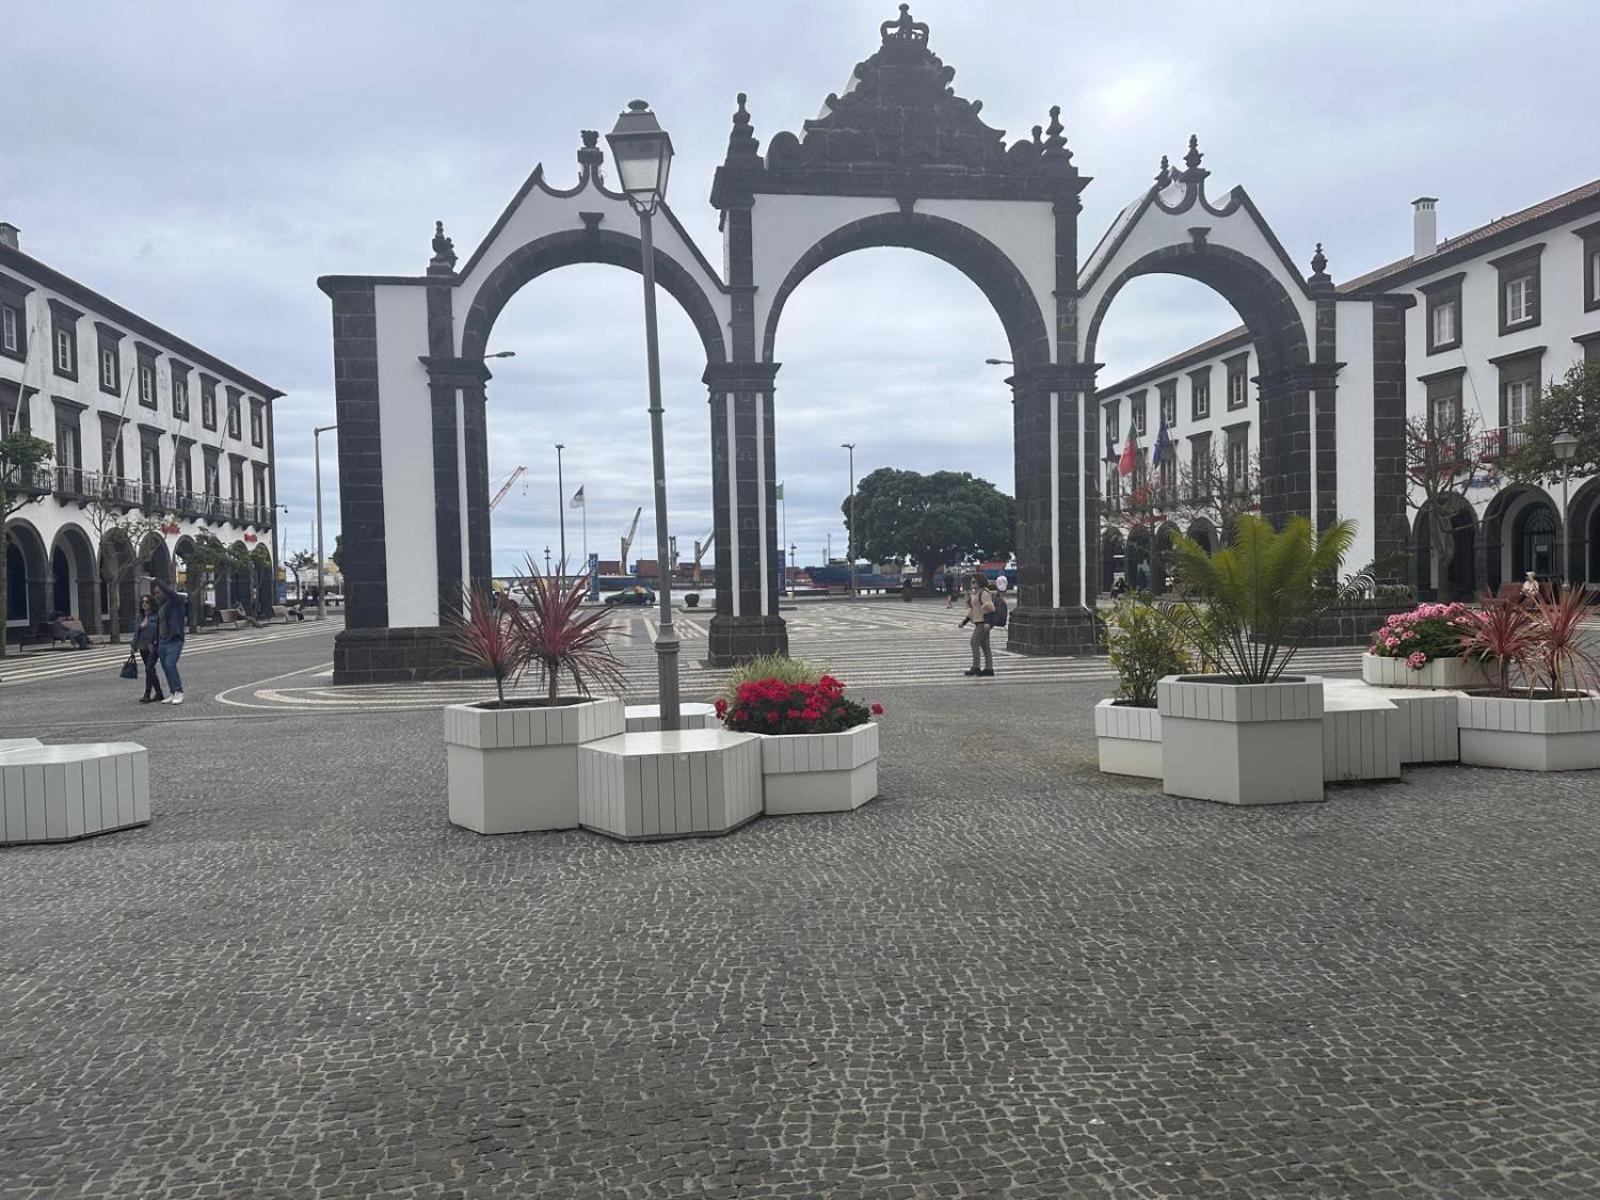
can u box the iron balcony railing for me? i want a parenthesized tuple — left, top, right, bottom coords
(1, 462, 51, 496)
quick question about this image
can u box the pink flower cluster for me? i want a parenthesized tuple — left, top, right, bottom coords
(1369, 602, 1471, 668)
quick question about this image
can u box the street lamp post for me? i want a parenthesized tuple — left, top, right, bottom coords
(544, 546, 552, 577)
(841, 443, 857, 599)
(608, 99, 680, 730)
(1553, 430, 1579, 587)
(555, 442, 566, 583)
(313, 424, 337, 620)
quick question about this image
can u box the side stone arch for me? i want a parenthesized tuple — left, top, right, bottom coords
(50, 521, 99, 631)
(760, 212, 1052, 369)
(5, 517, 49, 640)
(459, 227, 728, 365)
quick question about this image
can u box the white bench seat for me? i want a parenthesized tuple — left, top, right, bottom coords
(1321, 689, 1402, 783)
(623, 702, 717, 733)
(578, 729, 762, 841)
(1325, 680, 1461, 765)
(1, 742, 150, 845)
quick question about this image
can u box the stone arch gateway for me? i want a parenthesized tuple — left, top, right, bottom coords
(320, 6, 1366, 682)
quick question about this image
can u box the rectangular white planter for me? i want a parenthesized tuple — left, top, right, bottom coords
(1158, 675, 1325, 805)
(759, 722, 880, 815)
(1093, 700, 1162, 779)
(444, 696, 625, 834)
(1457, 693, 1600, 771)
(1361, 653, 1495, 690)
(0, 743, 150, 845)
(578, 729, 764, 839)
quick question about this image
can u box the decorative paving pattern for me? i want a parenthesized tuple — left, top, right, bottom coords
(5, 620, 1595, 1197)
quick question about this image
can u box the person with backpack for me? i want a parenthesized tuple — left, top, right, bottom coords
(147, 576, 189, 705)
(958, 576, 996, 677)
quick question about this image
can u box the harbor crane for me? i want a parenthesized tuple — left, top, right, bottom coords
(692, 527, 714, 584)
(619, 506, 643, 572)
(489, 466, 526, 512)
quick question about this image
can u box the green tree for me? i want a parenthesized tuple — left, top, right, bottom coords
(1405, 410, 1488, 599)
(284, 548, 316, 601)
(0, 432, 55, 659)
(1507, 360, 1600, 486)
(845, 468, 1014, 588)
(330, 534, 343, 572)
(249, 543, 274, 612)
(183, 531, 231, 630)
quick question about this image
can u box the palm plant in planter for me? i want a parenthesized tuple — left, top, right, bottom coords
(1454, 586, 1600, 770)
(441, 561, 628, 834)
(1154, 515, 1356, 805)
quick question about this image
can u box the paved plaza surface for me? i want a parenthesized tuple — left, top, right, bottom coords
(2, 607, 1598, 1198)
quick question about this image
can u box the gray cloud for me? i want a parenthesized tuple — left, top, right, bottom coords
(3, 0, 1590, 571)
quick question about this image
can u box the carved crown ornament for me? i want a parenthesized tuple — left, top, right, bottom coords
(713, 4, 1083, 201)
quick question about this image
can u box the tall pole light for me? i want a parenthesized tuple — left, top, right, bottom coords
(555, 442, 566, 583)
(313, 424, 337, 620)
(608, 99, 680, 729)
(544, 546, 552, 577)
(1553, 431, 1578, 586)
(841, 443, 857, 599)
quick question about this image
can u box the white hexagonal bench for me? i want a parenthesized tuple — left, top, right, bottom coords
(578, 729, 764, 841)
(445, 696, 625, 835)
(1325, 680, 1462, 765)
(760, 722, 880, 815)
(1, 741, 150, 845)
(624, 702, 716, 732)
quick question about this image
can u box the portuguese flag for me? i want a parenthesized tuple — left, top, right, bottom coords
(1118, 419, 1139, 476)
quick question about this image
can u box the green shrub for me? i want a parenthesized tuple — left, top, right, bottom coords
(720, 654, 827, 707)
(1105, 595, 1190, 708)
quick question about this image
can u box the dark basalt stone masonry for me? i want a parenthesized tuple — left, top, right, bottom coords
(1370, 296, 1414, 580)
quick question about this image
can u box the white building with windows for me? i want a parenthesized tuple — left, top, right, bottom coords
(1, 222, 282, 643)
(1096, 178, 1600, 598)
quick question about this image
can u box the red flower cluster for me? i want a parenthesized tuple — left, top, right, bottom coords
(717, 674, 881, 735)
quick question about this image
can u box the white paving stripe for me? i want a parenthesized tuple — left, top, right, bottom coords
(0, 620, 343, 688)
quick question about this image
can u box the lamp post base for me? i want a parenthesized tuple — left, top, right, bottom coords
(707, 615, 789, 667)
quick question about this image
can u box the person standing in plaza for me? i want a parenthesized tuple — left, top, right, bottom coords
(131, 594, 165, 703)
(148, 577, 188, 705)
(959, 575, 996, 677)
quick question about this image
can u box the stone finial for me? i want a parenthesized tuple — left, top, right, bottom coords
(726, 92, 760, 160)
(577, 128, 604, 170)
(1155, 155, 1172, 188)
(1180, 134, 1208, 183)
(1309, 242, 1333, 289)
(428, 220, 456, 275)
(1042, 105, 1070, 159)
(881, 3, 928, 42)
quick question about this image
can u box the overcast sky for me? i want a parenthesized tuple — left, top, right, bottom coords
(3, 1, 1593, 573)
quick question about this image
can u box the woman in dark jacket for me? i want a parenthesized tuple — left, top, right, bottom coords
(131, 594, 164, 703)
(148, 577, 189, 705)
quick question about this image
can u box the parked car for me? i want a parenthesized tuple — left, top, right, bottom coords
(605, 586, 656, 607)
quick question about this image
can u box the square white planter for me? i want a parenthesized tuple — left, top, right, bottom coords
(444, 696, 625, 834)
(1093, 700, 1162, 779)
(1157, 675, 1325, 805)
(1361, 653, 1496, 690)
(0, 742, 150, 845)
(578, 729, 764, 839)
(759, 722, 880, 815)
(1321, 690, 1401, 782)
(1457, 693, 1600, 771)
(624, 702, 716, 732)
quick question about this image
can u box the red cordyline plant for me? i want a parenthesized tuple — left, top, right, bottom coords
(516, 555, 628, 702)
(446, 587, 524, 704)
(1453, 585, 1600, 698)
(1529, 583, 1600, 699)
(446, 558, 627, 705)
(1453, 595, 1539, 697)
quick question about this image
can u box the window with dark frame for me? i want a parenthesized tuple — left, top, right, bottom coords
(200, 375, 218, 430)
(1105, 400, 1120, 446)
(135, 344, 158, 409)
(252, 463, 268, 519)
(95, 324, 124, 396)
(1226, 430, 1248, 493)
(1131, 390, 1147, 437)
(226, 388, 242, 439)
(203, 451, 220, 500)
(171, 363, 191, 421)
(249, 399, 264, 447)
(1190, 432, 1212, 499)
(1225, 354, 1249, 409)
(1492, 244, 1543, 334)
(1157, 380, 1177, 428)
(1577, 221, 1600, 314)
(1493, 349, 1545, 438)
(1422, 369, 1464, 437)
(49, 300, 81, 380)
(1189, 367, 1211, 420)
(1421, 273, 1464, 355)
(1, 298, 26, 360)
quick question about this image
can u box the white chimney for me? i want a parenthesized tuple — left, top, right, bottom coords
(0, 222, 18, 251)
(1412, 197, 1438, 260)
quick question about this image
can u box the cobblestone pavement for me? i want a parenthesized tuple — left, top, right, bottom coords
(2, 621, 1598, 1197)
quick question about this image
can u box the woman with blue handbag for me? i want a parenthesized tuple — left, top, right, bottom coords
(130, 593, 164, 704)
